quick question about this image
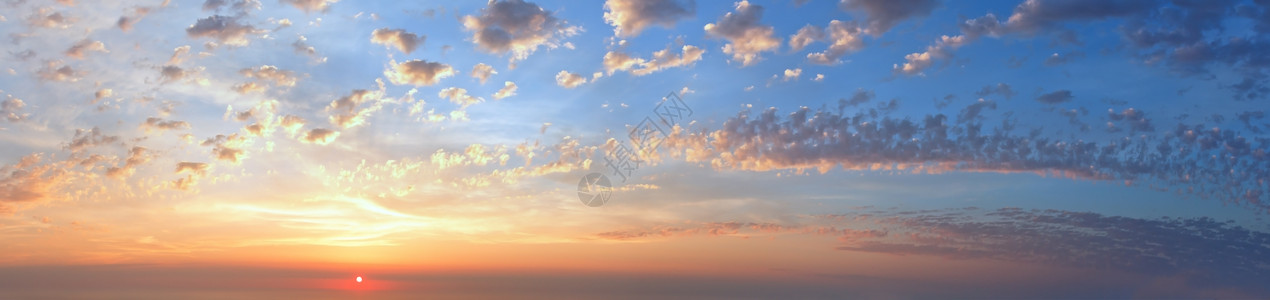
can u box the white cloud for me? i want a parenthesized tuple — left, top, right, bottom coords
(280, 0, 339, 13)
(301, 128, 339, 145)
(604, 44, 705, 76)
(555, 70, 588, 88)
(806, 20, 865, 65)
(704, 1, 781, 67)
(471, 63, 497, 84)
(788, 24, 824, 52)
(438, 87, 484, 107)
(371, 28, 423, 54)
(65, 39, 108, 59)
(494, 81, 518, 99)
(894, 35, 968, 75)
(384, 59, 455, 86)
(782, 68, 801, 81)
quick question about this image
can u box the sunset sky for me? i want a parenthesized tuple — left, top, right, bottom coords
(2, 0, 1269, 298)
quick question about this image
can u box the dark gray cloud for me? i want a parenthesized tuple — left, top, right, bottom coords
(838, 0, 940, 34)
(949, 1, 1270, 100)
(1004, 0, 1155, 33)
(603, 0, 695, 37)
(185, 15, 262, 46)
(1036, 90, 1073, 104)
(1043, 51, 1083, 66)
(1107, 108, 1155, 132)
(67, 127, 119, 153)
(660, 99, 1270, 212)
(1, 97, 27, 122)
(461, 0, 579, 61)
(141, 117, 191, 133)
(974, 83, 1016, 99)
(594, 206, 1270, 296)
(838, 88, 874, 110)
(836, 207, 1270, 293)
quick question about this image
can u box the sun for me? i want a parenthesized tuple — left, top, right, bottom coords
(356, 276, 363, 283)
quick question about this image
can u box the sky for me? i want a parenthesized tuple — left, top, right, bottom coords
(1, 0, 1269, 298)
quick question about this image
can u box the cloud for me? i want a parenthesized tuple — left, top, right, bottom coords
(279, 115, 307, 134)
(327, 86, 386, 128)
(838, 88, 874, 109)
(105, 147, 152, 179)
(655, 103, 1270, 211)
(384, 59, 455, 86)
(704, 1, 781, 67)
(1107, 108, 1154, 132)
(1036, 90, 1073, 104)
(67, 127, 120, 153)
(894, 35, 968, 75)
(1006, 0, 1153, 33)
(239, 65, 299, 87)
(635, 45, 705, 75)
(438, 87, 484, 107)
(605, 44, 706, 76)
(494, 81, 518, 99)
(38, 61, 82, 82)
(0, 155, 77, 207)
(175, 162, 209, 175)
(166, 45, 192, 65)
(782, 68, 801, 81)
(832, 207, 1270, 290)
(461, 0, 580, 61)
(140, 117, 191, 133)
(371, 28, 424, 54)
(838, 0, 939, 34)
(292, 36, 324, 61)
(956, 98, 996, 122)
(788, 24, 824, 52)
(64, 39, 108, 59)
(185, 15, 262, 46)
(172, 162, 210, 191)
(602, 51, 642, 74)
(974, 83, 1016, 99)
(280, 0, 339, 13)
(28, 10, 74, 28)
(202, 0, 260, 14)
(200, 134, 247, 163)
(603, 0, 695, 37)
(232, 82, 265, 94)
(1043, 51, 1083, 66)
(2, 97, 28, 122)
(470, 63, 497, 84)
(555, 71, 588, 88)
(894, 0, 1171, 77)
(300, 128, 339, 145)
(804, 20, 866, 65)
(158, 65, 197, 83)
(116, 6, 155, 32)
(591, 205, 1269, 293)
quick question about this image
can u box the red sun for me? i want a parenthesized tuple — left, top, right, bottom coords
(355, 276, 363, 283)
